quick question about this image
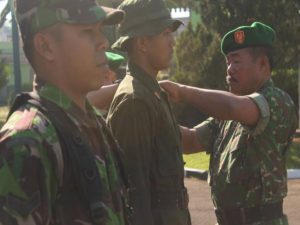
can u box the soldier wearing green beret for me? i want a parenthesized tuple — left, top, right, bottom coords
(106, 0, 191, 225)
(88, 52, 125, 113)
(104, 51, 125, 85)
(0, 0, 130, 224)
(160, 22, 297, 225)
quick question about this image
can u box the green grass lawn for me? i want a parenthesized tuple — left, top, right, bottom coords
(0, 105, 299, 169)
(183, 152, 210, 170)
(286, 142, 300, 169)
(184, 142, 300, 170)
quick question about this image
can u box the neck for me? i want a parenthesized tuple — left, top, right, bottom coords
(256, 74, 270, 91)
(130, 55, 158, 80)
(36, 69, 88, 113)
(64, 89, 87, 112)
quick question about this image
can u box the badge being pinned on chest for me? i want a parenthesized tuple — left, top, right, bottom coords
(234, 30, 245, 44)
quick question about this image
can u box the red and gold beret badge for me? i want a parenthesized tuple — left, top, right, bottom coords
(234, 30, 245, 44)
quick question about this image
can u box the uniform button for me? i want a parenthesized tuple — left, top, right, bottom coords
(73, 135, 84, 145)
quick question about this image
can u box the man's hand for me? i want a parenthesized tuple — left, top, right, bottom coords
(159, 80, 183, 103)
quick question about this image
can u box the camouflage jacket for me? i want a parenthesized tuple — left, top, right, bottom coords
(195, 79, 297, 209)
(0, 83, 127, 225)
(107, 62, 191, 225)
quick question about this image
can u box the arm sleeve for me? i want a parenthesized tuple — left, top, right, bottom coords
(0, 135, 57, 225)
(245, 92, 270, 135)
(193, 117, 218, 154)
(107, 98, 155, 225)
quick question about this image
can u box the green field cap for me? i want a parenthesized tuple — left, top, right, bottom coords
(112, 0, 183, 51)
(105, 51, 125, 70)
(14, 0, 124, 40)
(221, 22, 275, 55)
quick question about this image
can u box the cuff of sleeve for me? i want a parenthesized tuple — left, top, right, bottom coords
(194, 118, 215, 153)
(245, 92, 270, 135)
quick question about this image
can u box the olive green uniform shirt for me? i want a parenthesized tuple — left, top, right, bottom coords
(107, 62, 191, 225)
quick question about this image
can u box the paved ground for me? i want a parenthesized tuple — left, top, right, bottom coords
(185, 178, 300, 225)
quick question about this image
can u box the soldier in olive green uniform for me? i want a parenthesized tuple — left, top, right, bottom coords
(0, 0, 130, 224)
(89, 52, 125, 114)
(106, 1, 191, 225)
(160, 22, 297, 225)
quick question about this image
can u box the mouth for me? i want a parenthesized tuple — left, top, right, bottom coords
(226, 76, 238, 85)
(97, 62, 109, 69)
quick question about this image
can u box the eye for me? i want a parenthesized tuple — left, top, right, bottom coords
(163, 29, 173, 37)
(83, 28, 93, 34)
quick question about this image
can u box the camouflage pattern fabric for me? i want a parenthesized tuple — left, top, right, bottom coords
(14, 0, 124, 41)
(215, 215, 289, 225)
(0, 82, 127, 225)
(195, 79, 297, 225)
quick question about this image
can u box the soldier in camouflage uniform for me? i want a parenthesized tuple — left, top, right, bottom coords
(160, 22, 297, 225)
(106, 0, 191, 225)
(0, 0, 130, 224)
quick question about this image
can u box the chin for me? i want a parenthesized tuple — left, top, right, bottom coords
(89, 81, 102, 91)
(158, 64, 170, 71)
(229, 88, 241, 96)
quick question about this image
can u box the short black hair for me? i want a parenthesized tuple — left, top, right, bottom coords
(18, 18, 36, 67)
(20, 23, 64, 69)
(249, 46, 274, 70)
(22, 36, 35, 67)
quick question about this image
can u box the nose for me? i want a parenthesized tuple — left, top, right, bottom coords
(96, 33, 109, 51)
(170, 33, 175, 47)
(227, 63, 234, 75)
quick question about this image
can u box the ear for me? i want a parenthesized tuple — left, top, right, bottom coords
(136, 37, 149, 53)
(33, 33, 56, 62)
(258, 56, 270, 73)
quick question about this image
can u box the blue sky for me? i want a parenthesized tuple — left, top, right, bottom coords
(0, 0, 7, 11)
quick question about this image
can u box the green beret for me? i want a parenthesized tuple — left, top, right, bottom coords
(14, 0, 124, 41)
(112, 0, 183, 51)
(221, 22, 275, 55)
(105, 52, 125, 71)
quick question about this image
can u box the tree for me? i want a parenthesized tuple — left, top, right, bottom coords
(0, 58, 10, 90)
(173, 0, 300, 126)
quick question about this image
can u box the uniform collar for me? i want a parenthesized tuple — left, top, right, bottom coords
(259, 78, 274, 91)
(127, 62, 162, 98)
(36, 81, 98, 117)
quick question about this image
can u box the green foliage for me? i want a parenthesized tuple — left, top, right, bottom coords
(286, 141, 300, 169)
(173, 0, 300, 125)
(98, 0, 184, 8)
(0, 58, 10, 90)
(173, 23, 226, 89)
(0, 106, 8, 128)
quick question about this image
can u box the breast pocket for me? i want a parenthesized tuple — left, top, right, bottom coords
(224, 129, 251, 184)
